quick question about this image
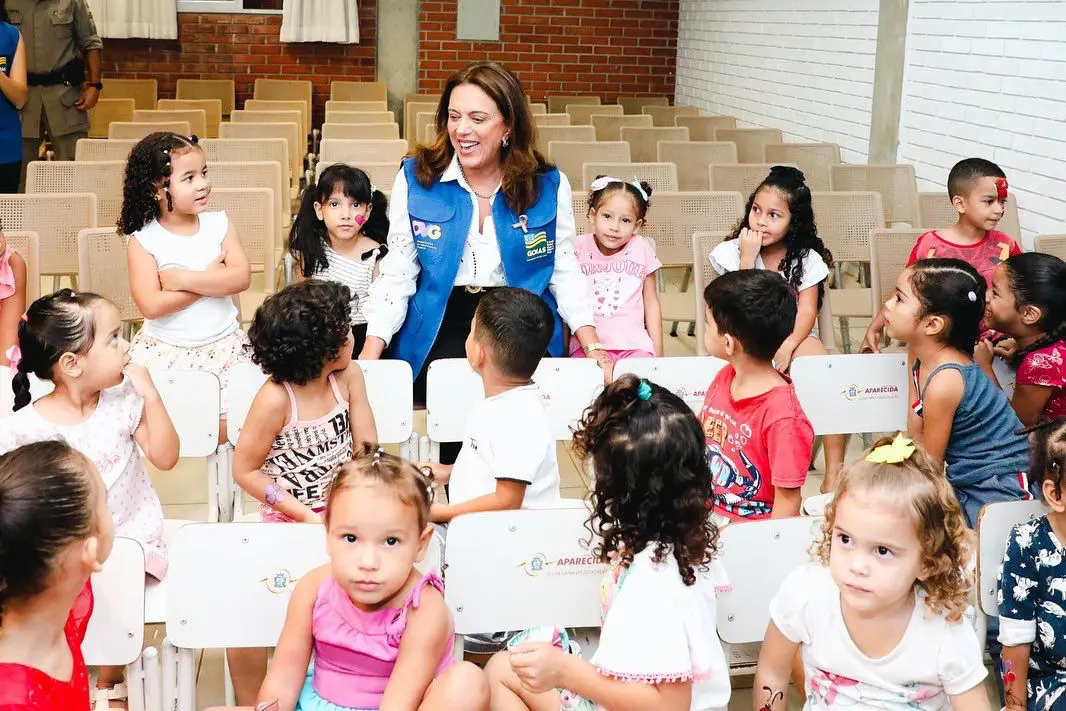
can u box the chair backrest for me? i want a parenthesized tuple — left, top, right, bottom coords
(158, 99, 223, 138)
(566, 103, 623, 125)
(325, 110, 396, 125)
(209, 161, 287, 230)
(425, 358, 602, 444)
(691, 231, 731, 354)
(791, 354, 908, 435)
(811, 191, 886, 264)
(77, 227, 140, 321)
(75, 138, 137, 162)
(151, 368, 221, 457)
(82, 537, 145, 666)
(708, 163, 794, 197)
(100, 78, 157, 110)
(26, 160, 125, 228)
(643, 104, 699, 127)
(321, 122, 401, 140)
(245, 99, 309, 140)
(316, 160, 401, 192)
(548, 141, 631, 190)
(613, 356, 728, 414)
(0, 194, 96, 276)
(226, 360, 414, 446)
(5, 232, 40, 302)
(581, 162, 678, 192)
(714, 128, 784, 164)
(642, 191, 743, 267)
(331, 80, 388, 102)
(715, 516, 823, 644)
(253, 78, 312, 112)
(620, 126, 689, 163)
(200, 138, 289, 205)
(660, 141, 738, 191)
(533, 113, 571, 127)
(204, 188, 276, 279)
(870, 228, 926, 316)
(319, 138, 409, 165)
(590, 113, 652, 142)
(675, 115, 737, 141)
(534, 124, 595, 154)
(176, 79, 235, 116)
(445, 508, 606, 634)
(325, 99, 389, 113)
(829, 164, 918, 226)
(763, 143, 842, 192)
(977, 500, 1050, 616)
(916, 190, 1022, 244)
(414, 111, 435, 145)
(108, 121, 190, 140)
(230, 108, 303, 141)
(1034, 234, 1066, 260)
(134, 109, 206, 139)
(219, 122, 300, 186)
(528, 102, 547, 114)
(88, 98, 135, 138)
(547, 95, 600, 113)
(405, 101, 438, 142)
(619, 96, 669, 114)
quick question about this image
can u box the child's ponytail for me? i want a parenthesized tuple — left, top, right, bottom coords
(289, 186, 329, 278)
(362, 187, 391, 245)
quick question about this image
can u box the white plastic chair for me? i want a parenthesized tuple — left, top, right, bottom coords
(715, 515, 824, 673)
(612, 356, 728, 415)
(977, 500, 1049, 617)
(791, 353, 909, 436)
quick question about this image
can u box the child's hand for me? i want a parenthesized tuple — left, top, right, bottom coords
(158, 268, 189, 292)
(738, 228, 764, 268)
(417, 462, 451, 484)
(123, 362, 160, 401)
(592, 350, 614, 384)
(974, 339, 995, 370)
(300, 509, 323, 524)
(860, 323, 882, 353)
(773, 341, 795, 373)
(995, 337, 1018, 360)
(509, 642, 570, 694)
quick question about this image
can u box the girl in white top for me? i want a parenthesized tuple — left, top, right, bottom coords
(486, 375, 731, 711)
(120, 132, 252, 434)
(288, 163, 389, 354)
(710, 165, 845, 490)
(755, 433, 989, 711)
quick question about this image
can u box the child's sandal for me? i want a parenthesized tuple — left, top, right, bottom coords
(91, 681, 129, 710)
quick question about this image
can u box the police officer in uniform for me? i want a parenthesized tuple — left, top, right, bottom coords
(7, 0, 101, 186)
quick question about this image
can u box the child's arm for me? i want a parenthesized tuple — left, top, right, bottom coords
(1008, 385, 1053, 429)
(752, 622, 800, 710)
(341, 362, 378, 445)
(770, 487, 802, 518)
(947, 685, 992, 711)
(767, 418, 812, 518)
(157, 222, 251, 297)
(233, 383, 321, 523)
(642, 273, 664, 356)
(255, 566, 326, 711)
(378, 586, 453, 711)
(861, 310, 887, 353)
(912, 368, 964, 463)
(128, 237, 201, 319)
(775, 285, 819, 372)
(0, 249, 26, 365)
(1000, 644, 1029, 711)
(126, 363, 180, 471)
(430, 480, 526, 523)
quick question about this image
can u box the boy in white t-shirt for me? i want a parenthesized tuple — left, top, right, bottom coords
(424, 287, 561, 522)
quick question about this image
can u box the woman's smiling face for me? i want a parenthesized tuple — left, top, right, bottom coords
(447, 82, 510, 173)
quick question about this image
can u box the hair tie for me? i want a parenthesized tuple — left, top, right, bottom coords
(636, 379, 653, 401)
(865, 433, 916, 464)
(967, 291, 977, 303)
(372, 447, 384, 466)
(369, 183, 378, 194)
(5, 345, 21, 371)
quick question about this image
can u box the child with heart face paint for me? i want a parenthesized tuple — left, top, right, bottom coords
(288, 163, 390, 353)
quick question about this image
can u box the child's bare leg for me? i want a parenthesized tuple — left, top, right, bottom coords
(792, 336, 846, 491)
(485, 651, 560, 711)
(220, 418, 229, 447)
(226, 647, 268, 706)
(420, 661, 490, 711)
(96, 665, 128, 708)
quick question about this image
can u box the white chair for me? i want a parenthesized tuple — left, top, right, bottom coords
(977, 500, 1049, 617)
(790, 353, 909, 436)
(83, 537, 156, 711)
(715, 515, 824, 672)
(612, 356, 728, 415)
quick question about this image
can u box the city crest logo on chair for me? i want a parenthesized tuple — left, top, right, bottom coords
(261, 569, 300, 594)
(516, 551, 606, 578)
(841, 383, 900, 402)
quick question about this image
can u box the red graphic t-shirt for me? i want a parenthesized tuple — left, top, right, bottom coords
(1017, 341, 1066, 421)
(907, 229, 1023, 287)
(700, 366, 814, 521)
(0, 581, 93, 711)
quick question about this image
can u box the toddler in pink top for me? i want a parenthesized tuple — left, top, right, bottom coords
(214, 447, 489, 711)
(570, 176, 663, 362)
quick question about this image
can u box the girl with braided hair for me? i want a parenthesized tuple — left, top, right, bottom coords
(119, 131, 252, 439)
(708, 166, 845, 490)
(978, 252, 1066, 427)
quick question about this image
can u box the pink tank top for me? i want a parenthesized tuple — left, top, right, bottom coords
(310, 572, 454, 708)
(260, 373, 353, 520)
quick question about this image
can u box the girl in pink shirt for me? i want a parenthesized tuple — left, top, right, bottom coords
(571, 176, 663, 362)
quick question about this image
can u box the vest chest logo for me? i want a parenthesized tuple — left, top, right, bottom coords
(525, 230, 554, 260)
(412, 220, 442, 250)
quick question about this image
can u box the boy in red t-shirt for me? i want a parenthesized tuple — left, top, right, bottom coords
(699, 270, 814, 522)
(863, 157, 1023, 352)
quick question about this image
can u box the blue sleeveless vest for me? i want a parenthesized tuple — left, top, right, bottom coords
(391, 158, 564, 377)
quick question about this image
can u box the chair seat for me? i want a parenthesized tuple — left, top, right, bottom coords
(829, 288, 873, 318)
(659, 289, 697, 323)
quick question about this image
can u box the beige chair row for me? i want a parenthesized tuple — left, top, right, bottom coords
(545, 95, 671, 114)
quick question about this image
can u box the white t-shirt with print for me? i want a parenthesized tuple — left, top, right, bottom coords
(770, 563, 986, 710)
(709, 240, 830, 292)
(449, 383, 561, 509)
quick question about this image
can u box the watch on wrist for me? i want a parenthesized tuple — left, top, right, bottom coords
(582, 342, 606, 356)
(89, 81, 103, 90)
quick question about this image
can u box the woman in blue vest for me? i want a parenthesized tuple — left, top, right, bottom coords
(360, 61, 609, 411)
(0, 2, 27, 193)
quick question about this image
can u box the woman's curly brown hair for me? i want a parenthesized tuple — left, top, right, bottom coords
(117, 132, 200, 236)
(815, 433, 975, 622)
(572, 375, 718, 586)
(248, 280, 352, 386)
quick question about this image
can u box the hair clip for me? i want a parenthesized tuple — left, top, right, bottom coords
(5, 345, 21, 371)
(865, 433, 916, 464)
(967, 291, 977, 303)
(372, 448, 384, 466)
(994, 177, 1009, 201)
(369, 182, 378, 194)
(636, 379, 653, 401)
(20, 312, 27, 322)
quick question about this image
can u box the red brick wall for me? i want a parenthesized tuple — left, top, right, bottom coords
(100, 2, 376, 124)
(418, 0, 679, 101)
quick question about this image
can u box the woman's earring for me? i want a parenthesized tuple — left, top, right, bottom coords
(502, 135, 509, 148)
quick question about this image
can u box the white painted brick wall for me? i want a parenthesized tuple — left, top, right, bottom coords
(675, 0, 880, 163)
(899, 0, 1066, 248)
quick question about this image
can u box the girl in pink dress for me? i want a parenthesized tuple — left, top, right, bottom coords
(214, 447, 489, 711)
(978, 252, 1066, 426)
(0, 230, 27, 370)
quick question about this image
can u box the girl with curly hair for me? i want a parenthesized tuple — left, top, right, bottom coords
(754, 433, 988, 711)
(119, 131, 252, 439)
(485, 375, 731, 711)
(708, 166, 845, 488)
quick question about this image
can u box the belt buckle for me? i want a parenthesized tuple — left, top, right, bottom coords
(464, 286, 483, 295)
